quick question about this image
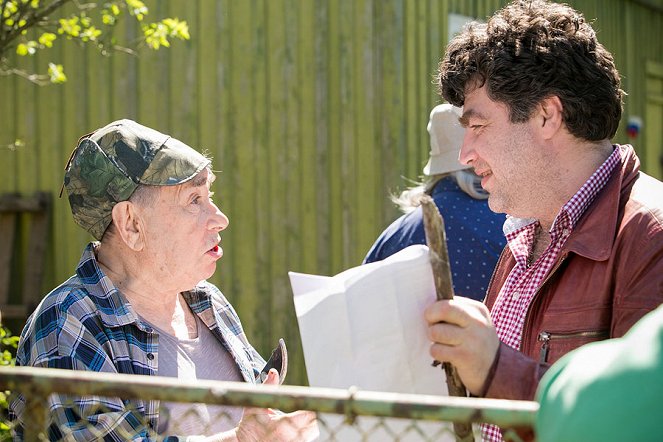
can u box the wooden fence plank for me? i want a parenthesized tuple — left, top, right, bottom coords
(313, 0, 332, 276)
(298, 0, 318, 275)
(374, 0, 405, 231)
(229, 0, 260, 345)
(338, 0, 355, 270)
(266, 0, 291, 366)
(250, 0, 272, 356)
(214, 0, 235, 300)
(352, 0, 378, 262)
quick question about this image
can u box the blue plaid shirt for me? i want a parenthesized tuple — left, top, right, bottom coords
(10, 242, 265, 441)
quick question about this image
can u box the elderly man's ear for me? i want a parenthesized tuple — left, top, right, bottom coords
(111, 201, 146, 251)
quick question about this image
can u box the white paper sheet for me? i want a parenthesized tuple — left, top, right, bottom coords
(290, 245, 458, 441)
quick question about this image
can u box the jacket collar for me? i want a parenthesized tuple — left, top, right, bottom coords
(562, 145, 640, 261)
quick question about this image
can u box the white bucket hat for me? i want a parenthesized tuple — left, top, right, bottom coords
(422, 104, 469, 176)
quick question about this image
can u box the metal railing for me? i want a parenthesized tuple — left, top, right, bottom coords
(0, 366, 538, 441)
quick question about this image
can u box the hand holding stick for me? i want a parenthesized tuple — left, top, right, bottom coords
(421, 195, 474, 442)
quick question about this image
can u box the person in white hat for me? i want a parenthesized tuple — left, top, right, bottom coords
(363, 103, 506, 301)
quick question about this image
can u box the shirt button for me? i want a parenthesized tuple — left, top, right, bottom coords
(562, 228, 570, 236)
(147, 353, 155, 360)
(512, 291, 521, 300)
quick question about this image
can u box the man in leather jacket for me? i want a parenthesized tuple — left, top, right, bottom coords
(424, 1, 663, 441)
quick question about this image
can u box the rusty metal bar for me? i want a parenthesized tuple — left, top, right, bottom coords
(0, 365, 538, 432)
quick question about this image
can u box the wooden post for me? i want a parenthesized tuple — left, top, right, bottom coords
(0, 192, 52, 321)
(421, 195, 474, 442)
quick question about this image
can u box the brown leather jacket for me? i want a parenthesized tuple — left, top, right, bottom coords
(482, 145, 663, 403)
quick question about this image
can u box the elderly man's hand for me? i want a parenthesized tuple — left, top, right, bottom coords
(425, 297, 500, 395)
(235, 369, 319, 442)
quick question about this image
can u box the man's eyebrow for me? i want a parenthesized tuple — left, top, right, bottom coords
(188, 170, 215, 188)
(459, 109, 485, 127)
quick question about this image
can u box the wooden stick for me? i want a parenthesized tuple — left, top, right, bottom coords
(421, 195, 474, 442)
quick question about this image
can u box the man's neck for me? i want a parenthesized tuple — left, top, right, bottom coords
(529, 225, 552, 266)
(537, 139, 614, 230)
(96, 240, 198, 338)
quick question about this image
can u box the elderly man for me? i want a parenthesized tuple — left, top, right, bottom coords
(10, 120, 317, 441)
(424, 1, 663, 441)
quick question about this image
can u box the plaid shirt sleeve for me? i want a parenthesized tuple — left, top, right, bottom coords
(9, 285, 165, 441)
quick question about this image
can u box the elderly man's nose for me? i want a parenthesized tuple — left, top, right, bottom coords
(209, 204, 229, 231)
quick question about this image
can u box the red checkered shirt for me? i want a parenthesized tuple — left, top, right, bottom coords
(482, 147, 621, 442)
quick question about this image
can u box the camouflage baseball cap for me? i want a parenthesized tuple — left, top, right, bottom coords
(63, 119, 210, 240)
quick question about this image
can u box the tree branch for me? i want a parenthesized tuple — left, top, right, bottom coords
(0, 60, 50, 85)
(421, 196, 475, 442)
(0, 0, 73, 56)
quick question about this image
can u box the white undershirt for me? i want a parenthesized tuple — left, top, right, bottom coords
(149, 314, 244, 436)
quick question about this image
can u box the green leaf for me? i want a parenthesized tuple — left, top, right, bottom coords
(2, 336, 19, 347)
(4, 2, 18, 16)
(102, 12, 116, 26)
(48, 63, 67, 83)
(80, 26, 102, 42)
(16, 43, 29, 55)
(16, 41, 37, 55)
(58, 17, 81, 37)
(162, 18, 190, 40)
(125, 0, 148, 21)
(38, 32, 57, 48)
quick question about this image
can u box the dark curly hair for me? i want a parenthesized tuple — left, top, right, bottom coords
(436, 0, 624, 141)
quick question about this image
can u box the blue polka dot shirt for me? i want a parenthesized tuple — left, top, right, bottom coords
(363, 177, 507, 301)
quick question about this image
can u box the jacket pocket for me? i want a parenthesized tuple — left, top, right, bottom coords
(537, 329, 610, 363)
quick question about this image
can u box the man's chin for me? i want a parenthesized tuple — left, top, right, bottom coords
(202, 266, 217, 281)
(193, 263, 218, 285)
(487, 195, 507, 215)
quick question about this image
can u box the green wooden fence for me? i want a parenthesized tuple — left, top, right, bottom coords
(1, 0, 662, 385)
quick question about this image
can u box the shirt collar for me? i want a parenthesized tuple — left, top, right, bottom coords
(75, 242, 138, 328)
(503, 216, 537, 237)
